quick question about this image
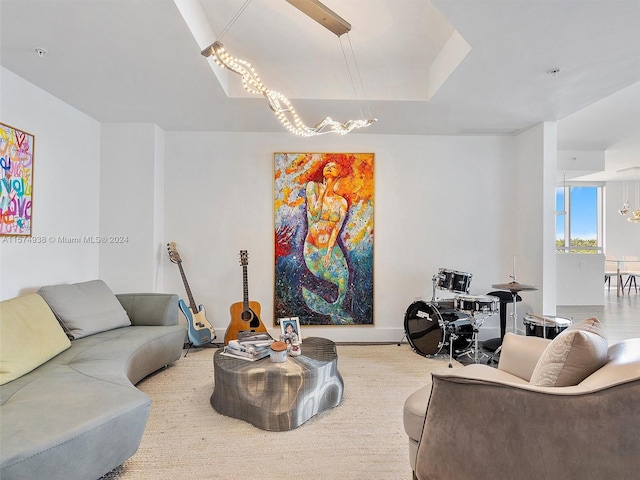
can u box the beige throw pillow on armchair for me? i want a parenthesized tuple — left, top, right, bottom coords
(529, 317, 608, 387)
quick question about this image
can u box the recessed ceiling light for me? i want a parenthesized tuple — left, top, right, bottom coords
(34, 47, 48, 58)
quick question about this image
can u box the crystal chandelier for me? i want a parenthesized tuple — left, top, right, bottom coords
(201, 41, 376, 137)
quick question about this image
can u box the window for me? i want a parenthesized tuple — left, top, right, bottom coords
(556, 185, 603, 253)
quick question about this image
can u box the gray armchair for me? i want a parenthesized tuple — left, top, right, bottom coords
(404, 332, 640, 480)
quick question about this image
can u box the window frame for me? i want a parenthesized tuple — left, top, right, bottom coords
(556, 183, 604, 254)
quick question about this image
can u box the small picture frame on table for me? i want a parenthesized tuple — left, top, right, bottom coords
(280, 317, 302, 345)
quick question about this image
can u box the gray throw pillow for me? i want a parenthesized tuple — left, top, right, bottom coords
(529, 317, 608, 387)
(38, 280, 131, 339)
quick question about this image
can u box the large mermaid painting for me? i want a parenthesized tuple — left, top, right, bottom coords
(274, 153, 374, 326)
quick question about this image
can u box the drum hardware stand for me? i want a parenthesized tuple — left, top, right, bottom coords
(430, 273, 446, 304)
(457, 313, 491, 364)
(446, 324, 458, 368)
(431, 273, 440, 303)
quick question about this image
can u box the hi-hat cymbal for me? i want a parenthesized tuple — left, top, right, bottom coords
(491, 281, 538, 292)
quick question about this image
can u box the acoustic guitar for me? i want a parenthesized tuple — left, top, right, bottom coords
(225, 250, 267, 345)
(167, 242, 216, 347)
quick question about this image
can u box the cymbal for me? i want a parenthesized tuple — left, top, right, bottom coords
(491, 281, 538, 292)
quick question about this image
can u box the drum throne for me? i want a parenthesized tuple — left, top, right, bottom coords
(482, 290, 521, 353)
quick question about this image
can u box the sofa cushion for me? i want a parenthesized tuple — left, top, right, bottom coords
(0, 294, 71, 385)
(38, 280, 131, 339)
(530, 317, 608, 387)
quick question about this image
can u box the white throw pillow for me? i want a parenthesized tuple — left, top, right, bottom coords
(529, 317, 608, 387)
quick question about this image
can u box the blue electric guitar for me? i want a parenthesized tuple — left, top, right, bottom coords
(167, 242, 216, 346)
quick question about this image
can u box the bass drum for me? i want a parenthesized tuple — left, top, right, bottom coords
(404, 301, 445, 356)
(404, 301, 473, 356)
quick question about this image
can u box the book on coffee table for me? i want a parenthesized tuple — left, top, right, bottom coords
(237, 331, 274, 347)
(221, 347, 270, 361)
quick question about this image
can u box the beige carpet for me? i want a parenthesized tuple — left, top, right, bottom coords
(103, 343, 460, 480)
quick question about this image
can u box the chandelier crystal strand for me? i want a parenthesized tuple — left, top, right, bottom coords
(619, 179, 630, 215)
(630, 179, 640, 223)
(202, 41, 376, 136)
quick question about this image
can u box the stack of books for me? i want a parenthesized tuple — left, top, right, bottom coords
(222, 332, 274, 361)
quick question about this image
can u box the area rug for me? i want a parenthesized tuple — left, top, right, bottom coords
(102, 342, 460, 480)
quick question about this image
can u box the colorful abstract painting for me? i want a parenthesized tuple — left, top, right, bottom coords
(0, 123, 34, 236)
(274, 153, 374, 326)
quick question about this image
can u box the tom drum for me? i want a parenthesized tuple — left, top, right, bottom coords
(436, 268, 472, 294)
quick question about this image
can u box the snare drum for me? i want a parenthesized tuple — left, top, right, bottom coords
(436, 268, 472, 294)
(524, 315, 572, 339)
(454, 294, 499, 314)
(403, 301, 469, 356)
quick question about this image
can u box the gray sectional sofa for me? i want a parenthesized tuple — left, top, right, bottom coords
(0, 280, 186, 480)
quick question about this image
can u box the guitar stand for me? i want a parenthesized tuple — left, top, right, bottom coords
(183, 340, 217, 357)
(184, 342, 196, 358)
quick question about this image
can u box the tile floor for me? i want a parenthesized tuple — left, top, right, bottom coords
(557, 290, 639, 344)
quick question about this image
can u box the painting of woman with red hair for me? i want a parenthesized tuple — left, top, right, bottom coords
(274, 153, 374, 326)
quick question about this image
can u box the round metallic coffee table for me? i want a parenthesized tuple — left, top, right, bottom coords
(211, 337, 344, 431)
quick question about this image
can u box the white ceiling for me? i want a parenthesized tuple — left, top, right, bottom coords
(1, 0, 639, 170)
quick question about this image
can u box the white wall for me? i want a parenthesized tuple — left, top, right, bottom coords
(161, 132, 518, 342)
(0, 67, 101, 299)
(3, 69, 568, 344)
(556, 253, 605, 304)
(512, 123, 558, 331)
(99, 124, 165, 292)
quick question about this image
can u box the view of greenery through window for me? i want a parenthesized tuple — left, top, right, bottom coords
(556, 185, 602, 253)
(555, 238, 598, 252)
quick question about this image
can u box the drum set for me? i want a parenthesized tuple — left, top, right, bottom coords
(402, 268, 499, 366)
(403, 265, 574, 366)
